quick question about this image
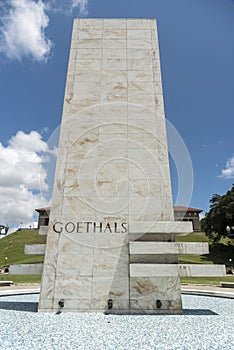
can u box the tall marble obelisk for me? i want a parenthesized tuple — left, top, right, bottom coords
(39, 18, 194, 313)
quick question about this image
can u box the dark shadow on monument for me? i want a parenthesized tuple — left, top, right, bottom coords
(0, 301, 38, 312)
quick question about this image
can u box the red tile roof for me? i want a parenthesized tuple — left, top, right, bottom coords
(35, 207, 51, 212)
(173, 206, 202, 213)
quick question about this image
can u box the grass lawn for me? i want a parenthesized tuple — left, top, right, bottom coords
(180, 276, 234, 285)
(0, 230, 46, 269)
(0, 230, 233, 286)
(176, 232, 234, 266)
(0, 274, 42, 284)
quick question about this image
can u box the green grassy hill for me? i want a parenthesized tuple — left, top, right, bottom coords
(0, 229, 46, 268)
(177, 232, 234, 285)
(0, 230, 234, 285)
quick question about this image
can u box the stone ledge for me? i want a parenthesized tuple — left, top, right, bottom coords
(0, 281, 14, 287)
(24, 244, 46, 255)
(129, 242, 209, 255)
(9, 263, 44, 275)
(129, 221, 193, 235)
(130, 263, 226, 277)
(220, 282, 234, 288)
(39, 226, 48, 235)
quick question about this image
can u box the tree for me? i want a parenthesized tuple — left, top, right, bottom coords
(201, 184, 234, 240)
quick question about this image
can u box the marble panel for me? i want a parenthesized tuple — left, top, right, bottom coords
(103, 19, 127, 29)
(76, 48, 102, 60)
(66, 131, 98, 153)
(128, 70, 153, 82)
(75, 70, 101, 82)
(77, 38, 103, 48)
(91, 277, 129, 300)
(155, 94, 165, 112)
(98, 133, 127, 143)
(57, 233, 96, 250)
(130, 276, 182, 311)
(130, 254, 178, 264)
(128, 148, 160, 164)
(80, 19, 103, 30)
(59, 237, 94, 255)
(100, 103, 127, 120)
(102, 59, 127, 71)
(99, 122, 128, 134)
(91, 298, 129, 311)
(96, 161, 128, 181)
(78, 29, 103, 39)
(53, 299, 91, 311)
(54, 276, 92, 300)
(128, 133, 163, 149)
(127, 105, 157, 120)
(127, 49, 152, 59)
(101, 70, 127, 81)
(93, 247, 128, 277)
(102, 48, 126, 59)
(103, 39, 126, 49)
(94, 234, 129, 249)
(128, 96, 155, 112)
(129, 221, 193, 234)
(100, 95, 127, 104)
(62, 196, 96, 216)
(153, 81, 163, 94)
(57, 251, 93, 277)
(101, 80, 127, 96)
(128, 160, 163, 180)
(38, 298, 54, 311)
(73, 81, 100, 97)
(152, 57, 160, 70)
(127, 39, 152, 49)
(128, 197, 162, 221)
(76, 59, 101, 71)
(127, 59, 152, 71)
(129, 242, 209, 255)
(69, 97, 100, 111)
(95, 196, 129, 215)
(9, 263, 44, 275)
(128, 81, 154, 94)
(40, 273, 56, 300)
(24, 244, 46, 255)
(39, 225, 48, 235)
(179, 264, 226, 277)
(130, 276, 181, 300)
(103, 29, 126, 38)
(129, 179, 161, 197)
(63, 75, 75, 104)
(62, 105, 100, 122)
(127, 19, 151, 30)
(130, 264, 179, 277)
(127, 30, 151, 40)
(67, 48, 77, 69)
(96, 179, 129, 197)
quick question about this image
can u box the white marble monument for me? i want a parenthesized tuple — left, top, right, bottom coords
(39, 18, 225, 313)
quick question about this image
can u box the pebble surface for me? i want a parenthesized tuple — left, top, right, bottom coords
(0, 294, 233, 350)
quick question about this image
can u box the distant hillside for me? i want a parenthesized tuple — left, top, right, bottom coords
(0, 230, 233, 285)
(0, 229, 46, 268)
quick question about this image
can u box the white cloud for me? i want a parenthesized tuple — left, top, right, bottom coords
(45, 0, 89, 15)
(0, 130, 52, 227)
(220, 155, 234, 179)
(0, 0, 53, 62)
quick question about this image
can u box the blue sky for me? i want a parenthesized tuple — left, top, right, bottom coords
(0, 0, 234, 229)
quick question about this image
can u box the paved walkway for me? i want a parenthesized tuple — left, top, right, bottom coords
(0, 283, 234, 298)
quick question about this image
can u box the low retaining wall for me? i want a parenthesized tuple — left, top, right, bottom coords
(9, 263, 44, 275)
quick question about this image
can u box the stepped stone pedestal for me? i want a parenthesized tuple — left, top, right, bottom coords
(38, 18, 225, 313)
